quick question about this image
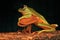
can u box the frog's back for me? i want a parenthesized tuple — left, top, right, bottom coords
(28, 7, 50, 25)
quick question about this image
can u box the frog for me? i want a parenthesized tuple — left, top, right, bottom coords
(17, 5, 58, 34)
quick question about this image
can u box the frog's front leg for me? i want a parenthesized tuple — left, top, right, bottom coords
(18, 14, 32, 21)
(18, 15, 30, 21)
(22, 25, 32, 34)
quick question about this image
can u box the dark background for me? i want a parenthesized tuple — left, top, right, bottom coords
(0, 0, 59, 32)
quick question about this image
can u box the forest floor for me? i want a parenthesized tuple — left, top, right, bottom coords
(0, 30, 60, 40)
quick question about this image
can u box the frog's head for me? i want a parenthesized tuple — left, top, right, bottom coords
(18, 5, 31, 15)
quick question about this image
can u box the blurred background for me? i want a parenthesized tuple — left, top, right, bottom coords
(0, 0, 59, 32)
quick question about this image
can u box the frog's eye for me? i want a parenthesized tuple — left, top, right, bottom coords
(22, 8, 25, 11)
(24, 5, 27, 8)
(22, 7, 26, 11)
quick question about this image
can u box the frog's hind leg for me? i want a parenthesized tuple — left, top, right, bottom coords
(37, 24, 58, 34)
(37, 29, 56, 34)
(35, 23, 57, 34)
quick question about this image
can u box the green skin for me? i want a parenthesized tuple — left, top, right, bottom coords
(18, 5, 57, 34)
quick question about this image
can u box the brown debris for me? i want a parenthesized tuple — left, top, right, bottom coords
(0, 30, 60, 40)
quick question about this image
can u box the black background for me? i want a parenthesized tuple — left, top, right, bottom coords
(0, 0, 59, 32)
